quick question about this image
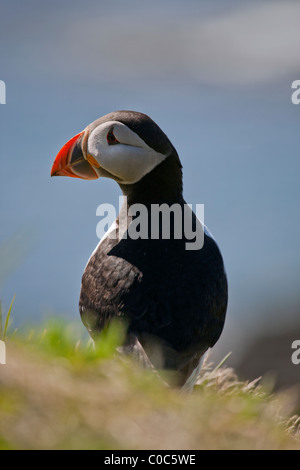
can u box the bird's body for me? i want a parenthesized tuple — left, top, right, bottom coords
(51, 110, 228, 385)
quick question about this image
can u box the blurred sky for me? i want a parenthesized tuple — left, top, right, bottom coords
(0, 0, 300, 359)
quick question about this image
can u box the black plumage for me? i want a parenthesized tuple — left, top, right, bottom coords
(76, 111, 228, 385)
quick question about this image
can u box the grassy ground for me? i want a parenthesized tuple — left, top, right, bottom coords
(0, 319, 300, 450)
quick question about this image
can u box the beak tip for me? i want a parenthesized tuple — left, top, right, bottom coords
(50, 164, 60, 177)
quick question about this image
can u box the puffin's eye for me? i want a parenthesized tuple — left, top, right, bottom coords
(107, 130, 119, 145)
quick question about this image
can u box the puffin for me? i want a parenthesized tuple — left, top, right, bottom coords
(51, 110, 228, 387)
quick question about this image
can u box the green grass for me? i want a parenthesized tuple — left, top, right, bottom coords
(0, 295, 15, 341)
(0, 317, 300, 450)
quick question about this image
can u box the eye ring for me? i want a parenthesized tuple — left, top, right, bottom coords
(107, 130, 119, 145)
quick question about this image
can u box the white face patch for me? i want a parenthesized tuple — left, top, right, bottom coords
(87, 121, 168, 184)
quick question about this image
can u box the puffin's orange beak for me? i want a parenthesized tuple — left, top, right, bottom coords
(51, 131, 99, 180)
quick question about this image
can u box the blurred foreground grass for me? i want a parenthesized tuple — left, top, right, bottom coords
(0, 319, 300, 450)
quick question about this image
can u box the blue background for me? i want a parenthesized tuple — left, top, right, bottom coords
(0, 0, 300, 366)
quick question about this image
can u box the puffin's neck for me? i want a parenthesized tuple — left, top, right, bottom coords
(119, 150, 183, 206)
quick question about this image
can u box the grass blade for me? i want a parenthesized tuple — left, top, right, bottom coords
(211, 351, 232, 374)
(2, 294, 16, 341)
